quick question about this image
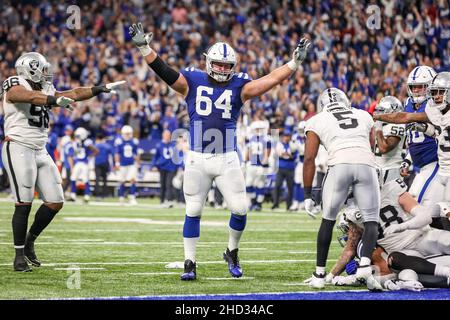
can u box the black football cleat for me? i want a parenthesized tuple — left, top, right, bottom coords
(24, 241, 41, 267)
(14, 255, 32, 272)
(180, 259, 197, 281)
(223, 248, 243, 278)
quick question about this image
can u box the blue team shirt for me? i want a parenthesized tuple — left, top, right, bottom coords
(95, 142, 113, 166)
(247, 135, 272, 167)
(63, 141, 75, 169)
(73, 138, 93, 164)
(46, 132, 58, 160)
(404, 97, 438, 168)
(114, 137, 139, 166)
(180, 68, 252, 153)
(278, 142, 298, 170)
(151, 141, 178, 172)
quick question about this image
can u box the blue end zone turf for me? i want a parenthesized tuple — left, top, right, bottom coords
(88, 289, 450, 300)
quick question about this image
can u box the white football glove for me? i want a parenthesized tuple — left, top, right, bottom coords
(129, 22, 154, 56)
(105, 80, 127, 94)
(93, 81, 127, 95)
(374, 120, 383, 131)
(304, 198, 317, 219)
(383, 223, 406, 236)
(325, 273, 334, 284)
(56, 96, 75, 111)
(407, 122, 436, 137)
(383, 279, 401, 291)
(287, 37, 311, 71)
(396, 280, 424, 292)
(332, 275, 361, 286)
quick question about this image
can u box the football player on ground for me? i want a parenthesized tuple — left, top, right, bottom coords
(373, 96, 407, 184)
(114, 125, 141, 205)
(1, 52, 125, 271)
(245, 121, 271, 211)
(129, 22, 311, 280)
(374, 72, 450, 223)
(328, 180, 450, 289)
(304, 87, 381, 290)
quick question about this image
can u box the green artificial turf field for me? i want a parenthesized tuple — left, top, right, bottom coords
(0, 196, 352, 299)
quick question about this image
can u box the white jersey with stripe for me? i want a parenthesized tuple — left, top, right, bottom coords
(425, 103, 450, 176)
(305, 108, 376, 167)
(377, 179, 425, 254)
(2, 76, 55, 150)
(374, 123, 406, 170)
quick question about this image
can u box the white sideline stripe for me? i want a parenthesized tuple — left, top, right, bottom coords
(67, 239, 105, 242)
(0, 259, 334, 267)
(204, 277, 254, 280)
(63, 217, 227, 227)
(129, 272, 179, 276)
(282, 283, 310, 286)
(54, 267, 105, 270)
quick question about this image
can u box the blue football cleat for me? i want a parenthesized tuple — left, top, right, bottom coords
(223, 248, 243, 278)
(180, 259, 196, 281)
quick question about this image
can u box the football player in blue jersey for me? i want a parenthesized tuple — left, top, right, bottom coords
(373, 67, 443, 222)
(245, 120, 271, 211)
(69, 127, 98, 203)
(129, 22, 311, 280)
(114, 125, 141, 205)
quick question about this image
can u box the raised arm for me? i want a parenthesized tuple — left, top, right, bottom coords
(373, 111, 429, 124)
(241, 38, 311, 103)
(129, 23, 188, 97)
(56, 81, 126, 101)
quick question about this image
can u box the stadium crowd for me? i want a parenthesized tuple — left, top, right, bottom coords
(0, 0, 449, 209)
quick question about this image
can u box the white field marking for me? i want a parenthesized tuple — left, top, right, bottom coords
(62, 217, 227, 227)
(204, 277, 254, 280)
(237, 248, 266, 251)
(282, 283, 310, 286)
(129, 272, 179, 276)
(0, 259, 335, 267)
(67, 239, 105, 242)
(54, 267, 105, 271)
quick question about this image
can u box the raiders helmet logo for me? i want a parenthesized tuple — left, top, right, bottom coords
(29, 60, 39, 71)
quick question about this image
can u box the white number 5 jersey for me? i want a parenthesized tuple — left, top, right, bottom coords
(2, 76, 55, 150)
(305, 108, 376, 167)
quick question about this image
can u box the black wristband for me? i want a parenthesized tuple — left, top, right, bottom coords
(402, 158, 412, 166)
(149, 56, 180, 85)
(92, 86, 106, 96)
(304, 187, 312, 199)
(46, 95, 57, 105)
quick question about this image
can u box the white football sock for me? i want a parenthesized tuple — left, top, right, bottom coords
(228, 227, 243, 251)
(183, 237, 199, 262)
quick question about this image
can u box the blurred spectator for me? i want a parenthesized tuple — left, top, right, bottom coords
(94, 133, 113, 198)
(151, 130, 179, 207)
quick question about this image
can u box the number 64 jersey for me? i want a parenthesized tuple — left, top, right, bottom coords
(2, 75, 54, 150)
(305, 107, 376, 167)
(180, 67, 252, 153)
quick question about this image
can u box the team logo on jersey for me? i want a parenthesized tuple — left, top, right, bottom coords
(29, 60, 39, 71)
